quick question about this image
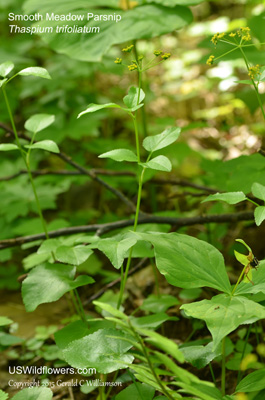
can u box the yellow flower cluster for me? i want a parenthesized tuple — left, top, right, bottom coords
(128, 63, 138, 71)
(114, 58, 122, 64)
(122, 44, 134, 53)
(206, 55, 215, 65)
(237, 26, 251, 42)
(211, 32, 225, 45)
(161, 52, 171, 60)
(154, 50, 163, 56)
(248, 64, 260, 80)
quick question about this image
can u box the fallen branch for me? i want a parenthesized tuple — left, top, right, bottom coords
(0, 211, 254, 249)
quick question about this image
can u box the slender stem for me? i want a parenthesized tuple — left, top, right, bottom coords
(231, 262, 251, 296)
(117, 168, 145, 308)
(239, 46, 265, 121)
(246, 197, 259, 207)
(2, 86, 49, 239)
(129, 321, 175, 400)
(70, 290, 82, 319)
(2, 87, 24, 153)
(213, 46, 238, 62)
(221, 338, 226, 396)
(74, 288, 87, 324)
(132, 114, 141, 162)
(27, 165, 49, 239)
(209, 363, 216, 386)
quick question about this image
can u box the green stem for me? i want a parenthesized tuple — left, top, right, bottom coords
(221, 338, 226, 396)
(231, 262, 251, 296)
(213, 46, 238, 62)
(209, 362, 216, 386)
(117, 168, 145, 308)
(129, 321, 175, 400)
(70, 290, 83, 319)
(74, 288, 87, 324)
(2, 86, 49, 239)
(246, 197, 260, 207)
(132, 115, 141, 163)
(239, 46, 265, 121)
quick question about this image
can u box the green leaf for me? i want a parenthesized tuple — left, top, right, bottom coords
(133, 232, 231, 294)
(18, 67, 51, 79)
(25, 5, 192, 62)
(0, 316, 13, 326)
(202, 192, 247, 205)
(99, 149, 138, 163)
(143, 127, 181, 152)
(140, 294, 179, 313)
(62, 328, 134, 374)
(37, 239, 63, 255)
(234, 80, 253, 85)
(77, 103, 121, 118)
(0, 389, 8, 400)
(123, 86, 145, 109)
(22, 263, 94, 312)
(235, 369, 265, 393)
(131, 313, 175, 329)
(136, 328, 184, 363)
(12, 387, 53, 400)
(0, 79, 7, 88)
(95, 236, 137, 269)
(93, 301, 127, 320)
(116, 383, 155, 400)
(177, 380, 223, 400)
(181, 294, 265, 350)
(24, 114, 55, 133)
(252, 182, 265, 201)
(0, 144, 19, 151)
(180, 341, 222, 369)
(0, 61, 14, 77)
(234, 250, 249, 266)
(235, 238, 252, 252)
(254, 206, 265, 226)
(143, 155, 172, 172)
(55, 245, 93, 266)
(25, 140, 59, 153)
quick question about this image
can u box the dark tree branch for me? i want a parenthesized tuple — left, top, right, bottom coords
(0, 211, 254, 250)
(0, 168, 218, 194)
(0, 122, 137, 213)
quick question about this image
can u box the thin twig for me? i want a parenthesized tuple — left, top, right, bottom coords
(84, 258, 148, 305)
(0, 211, 254, 249)
(0, 122, 137, 213)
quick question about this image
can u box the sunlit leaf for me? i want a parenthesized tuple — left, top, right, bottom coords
(202, 192, 247, 205)
(25, 140, 59, 153)
(0, 61, 14, 77)
(25, 114, 55, 133)
(18, 67, 51, 79)
(99, 149, 138, 162)
(143, 127, 181, 153)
